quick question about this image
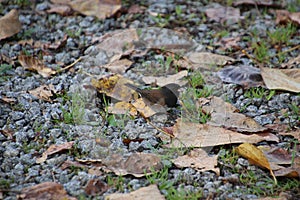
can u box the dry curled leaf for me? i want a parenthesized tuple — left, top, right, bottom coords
(18, 55, 56, 77)
(28, 84, 57, 102)
(36, 141, 74, 164)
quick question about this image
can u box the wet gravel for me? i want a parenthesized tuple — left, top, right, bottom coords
(1, 0, 300, 199)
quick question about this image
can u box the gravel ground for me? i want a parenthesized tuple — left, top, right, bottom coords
(0, 0, 300, 199)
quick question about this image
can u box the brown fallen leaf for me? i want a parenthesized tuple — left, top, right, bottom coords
(217, 65, 264, 87)
(186, 52, 235, 70)
(0, 96, 16, 104)
(281, 55, 300, 69)
(36, 141, 74, 164)
(233, 0, 284, 8)
(69, 0, 121, 19)
(199, 96, 268, 133)
(165, 119, 278, 148)
(0, 9, 21, 40)
(47, 3, 73, 16)
(18, 55, 56, 78)
(215, 36, 241, 51)
(28, 84, 57, 102)
(279, 130, 300, 142)
(18, 182, 76, 200)
(108, 101, 138, 116)
(142, 70, 188, 86)
(105, 184, 165, 200)
(85, 179, 108, 196)
(93, 29, 139, 64)
(258, 146, 291, 171)
(87, 28, 197, 66)
(260, 67, 300, 93)
(235, 143, 277, 184)
(105, 152, 163, 177)
(205, 5, 242, 24)
(275, 10, 300, 25)
(103, 59, 133, 74)
(172, 148, 219, 175)
(131, 98, 166, 118)
(91, 74, 137, 102)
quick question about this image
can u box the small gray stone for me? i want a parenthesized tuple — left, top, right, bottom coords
(36, 2, 49, 11)
(11, 111, 25, 121)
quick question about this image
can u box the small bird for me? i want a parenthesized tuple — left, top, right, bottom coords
(125, 83, 180, 107)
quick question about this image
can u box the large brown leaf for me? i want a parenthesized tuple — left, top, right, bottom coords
(18, 182, 76, 200)
(105, 184, 165, 200)
(0, 9, 21, 40)
(260, 67, 300, 93)
(172, 148, 219, 175)
(166, 119, 278, 148)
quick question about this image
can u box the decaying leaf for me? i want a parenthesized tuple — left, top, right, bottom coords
(105, 184, 165, 200)
(233, 0, 284, 8)
(78, 152, 163, 177)
(258, 146, 294, 171)
(260, 67, 300, 93)
(131, 98, 166, 118)
(281, 55, 300, 69)
(28, 84, 57, 102)
(186, 52, 235, 70)
(36, 141, 74, 164)
(166, 119, 277, 148)
(47, 3, 73, 16)
(0, 9, 21, 40)
(274, 166, 300, 178)
(69, 0, 121, 19)
(87, 28, 197, 66)
(108, 101, 138, 116)
(279, 130, 300, 142)
(0, 96, 16, 104)
(205, 5, 242, 24)
(18, 182, 76, 200)
(217, 65, 264, 87)
(94, 29, 139, 64)
(236, 143, 277, 184)
(199, 96, 268, 133)
(18, 55, 56, 78)
(142, 70, 188, 86)
(215, 37, 241, 51)
(275, 10, 300, 25)
(103, 59, 133, 74)
(106, 152, 163, 177)
(172, 148, 219, 175)
(85, 179, 108, 196)
(91, 74, 137, 102)
(50, 0, 121, 19)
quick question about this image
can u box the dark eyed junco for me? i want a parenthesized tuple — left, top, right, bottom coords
(125, 83, 180, 107)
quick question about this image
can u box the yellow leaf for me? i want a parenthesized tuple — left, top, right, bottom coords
(236, 143, 277, 184)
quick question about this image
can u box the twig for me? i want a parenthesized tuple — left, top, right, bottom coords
(56, 57, 82, 73)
